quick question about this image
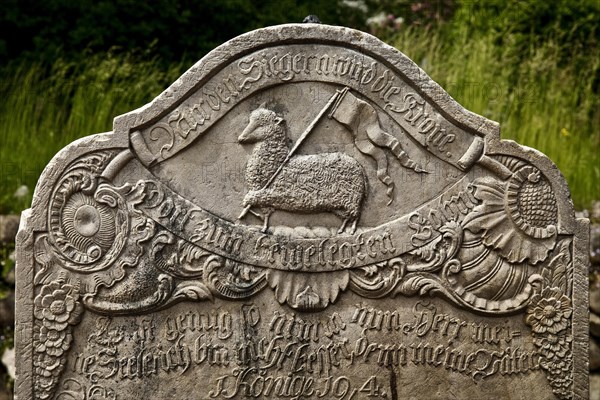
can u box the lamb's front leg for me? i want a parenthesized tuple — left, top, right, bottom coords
(338, 217, 349, 234)
(239, 191, 257, 220)
(261, 208, 274, 233)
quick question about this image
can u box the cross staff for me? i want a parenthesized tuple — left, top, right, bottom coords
(238, 86, 350, 220)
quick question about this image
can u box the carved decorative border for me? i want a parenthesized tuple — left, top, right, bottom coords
(26, 148, 576, 399)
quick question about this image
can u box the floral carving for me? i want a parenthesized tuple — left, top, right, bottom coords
(37, 326, 72, 357)
(525, 239, 573, 400)
(533, 333, 572, 359)
(34, 281, 83, 330)
(526, 287, 572, 334)
(33, 279, 83, 400)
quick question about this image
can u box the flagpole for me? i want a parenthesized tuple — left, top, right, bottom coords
(238, 86, 349, 220)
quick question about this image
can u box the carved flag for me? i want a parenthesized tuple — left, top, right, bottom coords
(329, 89, 426, 204)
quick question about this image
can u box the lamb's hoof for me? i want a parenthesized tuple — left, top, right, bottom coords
(338, 221, 357, 235)
(261, 227, 269, 234)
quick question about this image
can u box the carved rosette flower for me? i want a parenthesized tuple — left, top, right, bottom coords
(33, 280, 83, 400)
(526, 283, 573, 399)
(533, 333, 572, 359)
(462, 166, 558, 265)
(526, 287, 572, 334)
(522, 238, 574, 399)
(36, 325, 73, 357)
(34, 281, 83, 330)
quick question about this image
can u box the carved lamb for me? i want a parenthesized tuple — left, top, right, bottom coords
(238, 107, 366, 234)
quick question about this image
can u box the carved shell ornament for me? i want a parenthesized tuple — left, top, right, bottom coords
(463, 164, 558, 265)
(17, 24, 585, 400)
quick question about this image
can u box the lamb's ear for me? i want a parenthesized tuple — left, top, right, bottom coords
(258, 101, 267, 109)
(275, 117, 283, 125)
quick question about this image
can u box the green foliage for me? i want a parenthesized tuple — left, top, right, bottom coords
(0, 53, 186, 213)
(389, 0, 600, 208)
(0, 0, 598, 212)
(0, 0, 353, 65)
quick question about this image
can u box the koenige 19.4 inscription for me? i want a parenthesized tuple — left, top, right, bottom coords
(15, 24, 589, 400)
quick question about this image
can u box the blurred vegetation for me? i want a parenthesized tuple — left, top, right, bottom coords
(0, 0, 355, 66)
(0, 54, 188, 213)
(0, 0, 598, 215)
(386, 0, 600, 208)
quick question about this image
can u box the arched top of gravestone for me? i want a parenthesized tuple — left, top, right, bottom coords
(113, 23, 499, 140)
(27, 22, 577, 238)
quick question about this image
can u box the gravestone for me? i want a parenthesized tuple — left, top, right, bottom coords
(15, 23, 589, 399)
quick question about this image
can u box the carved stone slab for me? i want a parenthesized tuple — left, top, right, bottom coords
(15, 24, 589, 400)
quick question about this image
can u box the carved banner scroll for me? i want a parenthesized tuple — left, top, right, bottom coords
(16, 24, 589, 400)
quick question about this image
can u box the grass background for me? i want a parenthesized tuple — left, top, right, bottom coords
(0, 1, 598, 213)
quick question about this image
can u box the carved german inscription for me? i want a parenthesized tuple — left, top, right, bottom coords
(15, 24, 589, 400)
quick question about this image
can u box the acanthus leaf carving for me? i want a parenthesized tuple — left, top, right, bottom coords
(348, 260, 405, 298)
(38, 150, 564, 319)
(266, 269, 349, 311)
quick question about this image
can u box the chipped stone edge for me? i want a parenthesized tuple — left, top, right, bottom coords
(573, 217, 590, 399)
(15, 133, 127, 400)
(14, 208, 33, 400)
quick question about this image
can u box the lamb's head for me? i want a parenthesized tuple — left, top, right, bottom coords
(238, 107, 285, 143)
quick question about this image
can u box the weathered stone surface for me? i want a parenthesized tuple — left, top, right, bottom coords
(15, 24, 589, 399)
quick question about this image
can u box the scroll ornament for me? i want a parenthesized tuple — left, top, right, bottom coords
(31, 150, 567, 399)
